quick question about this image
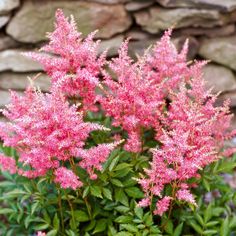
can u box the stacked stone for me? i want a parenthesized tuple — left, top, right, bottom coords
(1, 0, 236, 127)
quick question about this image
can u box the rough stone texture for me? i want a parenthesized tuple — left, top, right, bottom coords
(172, 36, 199, 60)
(88, 0, 131, 4)
(180, 24, 235, 38)
(203, 64, 236, 93)
(125, 29, 151, 41)
(129, 36, 199, 59)
(99, 35, 124, 57)
(0, 34, 20, 51)
(156, 0, 236, 12)
(0, 15, 10, 29)
(125, 0, 154, 11)
(199, 36, 236, 71)
(0, 72, 50, 91)
(0, 90, 13, 108)
(0, 0, 20, 14)
(134, 7, 228, 34)
(0, 50, 42, 72)
(218, 91, 236, 107)
(6, 0, 132, 43)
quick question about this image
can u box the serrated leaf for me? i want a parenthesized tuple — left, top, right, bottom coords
(115, 215, 133, 224)
(125, 187, 144, 199)
(121, 224, 138, 233)
(103, 188, 112, 200)
(173, 222, 183, 236)
(74, 210, 89, 222)
(33, 223, 49, 231)
(114, 163, 131, 171)
(53, 213, 60, 230)
(115, 188, 129, 206)
(134, 207, 143, 219)
(203, 230, 218, 235)
(220, 217, 229, 236)
(115, 206, 130, 213)
(90, 186, 103, 198)
(189, 220, 203, 234)
(111, 179, 123, 187)
(0, 208, 14, 214)
(82, 186, 90, 198)
(93, 219, 107, 234)
(47, 229, 58, 236)
(109, 155, 120, 171)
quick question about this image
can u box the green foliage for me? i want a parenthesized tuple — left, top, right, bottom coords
(0, 113, 236, 235)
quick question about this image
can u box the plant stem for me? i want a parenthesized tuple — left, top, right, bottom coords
(57, 188, 65, 233)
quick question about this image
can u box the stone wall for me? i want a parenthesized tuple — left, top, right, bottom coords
(1, 0, 236, 126)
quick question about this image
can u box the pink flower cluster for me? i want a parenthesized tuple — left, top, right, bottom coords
(137, 63, 233, 215)
(99, 30, 191, 152)
(0, 87, 115, 188)
(27, 9, 105, 112)
(0, 9, 235, 215)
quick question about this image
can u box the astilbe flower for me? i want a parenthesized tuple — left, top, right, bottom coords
(99, 31, 191, 153)
(99, 40, 165, 152)
(144, 29, 190, 93)
(54, 167, 83, 190)
(0, 87, 114, 188)
(0, 153, 17, 174)
(26, 9, 105, 112)
(137, 61, 234, 215)
(76, 141, 122, 179)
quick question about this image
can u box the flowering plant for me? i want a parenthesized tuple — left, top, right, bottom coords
(0, 9, 236, 236)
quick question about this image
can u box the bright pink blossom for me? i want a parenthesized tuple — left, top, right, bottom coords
(37, 231, 46, 236)
(54, 167, 82, 190)
(26, 9, 105, 112)
(137, 49, 234, 215)
(176, 189, 196, 206)
(0, 153, 17, 174)
(154, 196, 172, 216)
(77, 141, 122, 179)
(0, 87, 110, 178)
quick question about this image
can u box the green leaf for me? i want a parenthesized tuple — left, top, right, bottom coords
(134, 207, 143, 219)
(121, 224, 138, 233)
(0, 208, 14, 214)
(33, 223, 50, 231)
(116, 232, 133, 236)
(114, 163, 131, 171)
(205, 221, 219, 227)
(47, 229, 58, 236)
(125, 187, 144, 199)
(31, 201, 40, 215)
(115, 188, 129, 206)
(115, 206, 130, 213)
(82, 186, 90, 198)
(109, 155, 120, 171)
(173, 222, 183, 236)
(204, 203, 212, 223)
(103, 187, 112, 200)
(93, 219, 107, 234)
(189, 220, 203, 234)
(53, 213, 60, 230)
(229, 215, 236, 228)
(115, 215, 133, 224)
(164, 220, 173, 234)
(74, 210, 89, 222)
(203, 179, 210, 192)
(215, 162, 236, 173)
(111, 179, 123, 187)
(90, 186, 103, 198)
(203, 230, 218, 235)
(220, 217, 229, 236)
(195, 213, 204, 226)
